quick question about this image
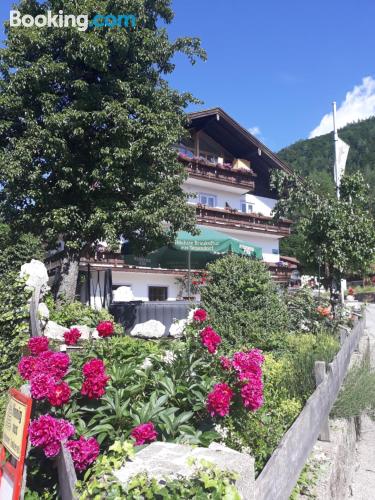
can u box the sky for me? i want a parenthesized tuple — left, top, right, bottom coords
(1, 0, 375, 151)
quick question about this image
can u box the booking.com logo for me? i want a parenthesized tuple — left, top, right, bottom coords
(9, 10, 137, 32)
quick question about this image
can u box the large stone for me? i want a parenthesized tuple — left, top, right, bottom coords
(130, 320, 165, 339)
(169, 318, 187, 338)
(20, 259, 49, 291)
(44, 320, 68, 341)
(113, 286, 135, 302)
(114, 441, 254, 499)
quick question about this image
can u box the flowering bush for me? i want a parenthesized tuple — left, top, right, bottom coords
(97, 320, 115, 338)
(131, 422, 158, 445)
(64, 327, 81, 345)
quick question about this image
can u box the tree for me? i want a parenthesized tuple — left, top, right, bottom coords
(271, 170, 375, 292)
(200, 255, 289, 350)
(0, 0, 206, 300)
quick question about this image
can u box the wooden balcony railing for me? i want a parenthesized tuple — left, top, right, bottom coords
(179, 155, 256, 190)
(196, 206, 292, 236)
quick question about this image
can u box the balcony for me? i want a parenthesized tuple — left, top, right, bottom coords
(178, 154, 256, 191)
(195, 206, 292, 236)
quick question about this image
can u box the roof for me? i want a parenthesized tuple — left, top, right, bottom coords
(280, 255, 300, 265)
(188, 108, 295, 176)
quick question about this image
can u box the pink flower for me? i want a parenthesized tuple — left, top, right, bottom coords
(206, 383, 233, 417)
(96, 321, 114, 338)
(66, 436, 100, 472)
(48, 382, 71, 407)
(193, 309, 207, 322)
(30, 372, 55, 400)
(64, 328, 81, 346)
(200, 326, 222, 354)
(28, 336, 49, 355)
(232, 350, 264, 381)
(81, 375, 109, 399)
(18, 356, 36, 380)
(82, 359, 106, 377)
(29, 415, 75, 458)
(81, 359, 109, 399)
(220, 356, 232, 371)
(34, 351, 70, 380)
(241, 380, 264, 411)
(131, 422, 158, 445)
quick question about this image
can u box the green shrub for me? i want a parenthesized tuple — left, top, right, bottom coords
(332, 361, 375, 419)
(200, 255, 289, 349)
(283, 333, 340, 401)
(48, 298, 115, 328)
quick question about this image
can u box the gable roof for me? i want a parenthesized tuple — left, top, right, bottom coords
(188, 107, 295, 176)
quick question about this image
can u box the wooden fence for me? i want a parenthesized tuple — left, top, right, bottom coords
(254, 314, 366, 500)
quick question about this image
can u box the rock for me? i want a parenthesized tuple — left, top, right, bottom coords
(169, 319, 187, 338)
(130, 320, 165, 339)
(114, 441, 254, 499)
(113, 286, 135, 302)
(38, 302, 50, 320)
(20, 260, 49, 291)
(70, 324, 92, 340)
(44, 321, 68, 341)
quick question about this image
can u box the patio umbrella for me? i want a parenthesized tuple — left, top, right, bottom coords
(124, 226, 263, 296)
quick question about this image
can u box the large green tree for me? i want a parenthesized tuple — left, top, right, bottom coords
(0, 0, 205, 300)
(272, 171, 375, 291)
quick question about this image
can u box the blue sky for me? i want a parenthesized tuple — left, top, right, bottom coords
(1, 1, 375, 151)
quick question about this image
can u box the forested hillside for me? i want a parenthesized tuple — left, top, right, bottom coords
(278, 117, 375, 198)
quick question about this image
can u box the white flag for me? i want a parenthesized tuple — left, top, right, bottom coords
(335, 137, 350, 187)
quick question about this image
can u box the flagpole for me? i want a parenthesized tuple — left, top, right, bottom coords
(332, 101, 345, 303)
(332, 101, 340, 200)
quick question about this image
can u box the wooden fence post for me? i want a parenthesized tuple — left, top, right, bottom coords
(314, 361, 330, 442)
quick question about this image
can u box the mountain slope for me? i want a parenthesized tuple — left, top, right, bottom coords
(278, 117, 375, 196)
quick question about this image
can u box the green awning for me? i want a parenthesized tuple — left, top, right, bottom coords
(124, 226, 263, 269)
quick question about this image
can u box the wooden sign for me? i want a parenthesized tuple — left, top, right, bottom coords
(0, 389, 32, 500)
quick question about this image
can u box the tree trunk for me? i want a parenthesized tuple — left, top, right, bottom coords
(55, 250, 81, 303)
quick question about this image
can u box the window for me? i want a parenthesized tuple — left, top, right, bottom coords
(241, 202, 254, 213)
(198, 132, 234, 165)
(198, 193, 217, 207)
(148, 286, 168, 301)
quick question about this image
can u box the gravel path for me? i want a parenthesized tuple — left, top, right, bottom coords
(349, 304, 375, 499)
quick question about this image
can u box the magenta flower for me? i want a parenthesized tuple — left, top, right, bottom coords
(232, 349, 264, 381)
(241, 380, 264, 411)
(66, 436, 100, 472)
(220, 356, 232, 371)
(28, 336, 49, 355)
(130, 422, 158, 445)
(30, 372, 55, 400)
(206, 383, 233, 417)
(193, 309, 207, 322)
(64, 328, 81, 346)
(48, 382, 71, 407)
(81, 359, 109, 399)
(29, 415, 75, 458)
(96, 320, 114, 338)
(82, 359, 106, 377)
(200, 326, 222, 354)
(18, 356, 36, 380)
